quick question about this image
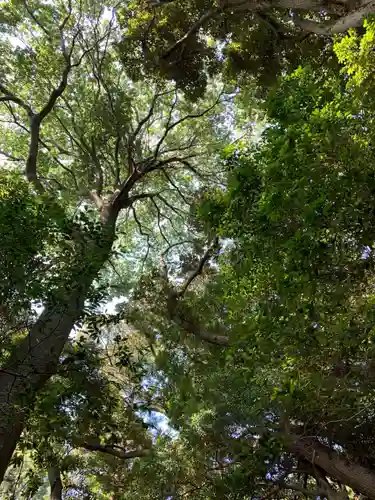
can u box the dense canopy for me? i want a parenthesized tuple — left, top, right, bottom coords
(2, 0, 375, 499)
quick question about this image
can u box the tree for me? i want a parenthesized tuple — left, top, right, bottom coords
(1, 330, 155, 499)
(0, 0, 229, 480)
(4, 0, 375, 497)
(116, 0, 368, 96)
(119, 26, 375, 496)
(182, 53, 375, 497)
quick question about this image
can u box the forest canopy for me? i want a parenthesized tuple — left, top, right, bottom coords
(1, 0, 375, 499)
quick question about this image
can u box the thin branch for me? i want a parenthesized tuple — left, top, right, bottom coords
(131, 205, 151, 237)
(152, 97, 221, 160)
(141, 235, 152, 274)
(162, 238, 229, 346)
(44, 138, 72, 156)
(161, 168, 191, 205)
(114, 135, 121, 187)
(293, 16, 331, 34)
(54, 111, 86, 153)
(151, 197, 170, 246)
(162, 239, 196, 257)
(153, 86, 178, 158)
(22, 0, 52, 39)
(157, 194, 188, 217)
(59, 0, 73, 32)
(132, 88, 174, 143)
(3, 102, 78, 187)
(0, 150, 23, 162)
(90, 136, 104, 196)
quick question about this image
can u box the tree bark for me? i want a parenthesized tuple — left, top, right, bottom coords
(80, 441, 151, 459)
(0, 208, 118, 482)
(290, 435, 375, 499)
(330, 0, 375, 33)
(0, 295, 85, 479)
(48, 466, 63, 500)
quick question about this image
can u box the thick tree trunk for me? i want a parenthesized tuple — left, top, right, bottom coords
(0, 210, 117, 482)
(48, 466, 63, 500)
(0, 295, 85, 480)
(291, 435, 375, 499)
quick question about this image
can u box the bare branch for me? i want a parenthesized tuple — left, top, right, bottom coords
(38, 64, 72, 121)
(293, 17, 331, 34)
(330, 1, 375, 33)
(141, 235, 152, 273)
(3, 102, 78, 188)
(114, 135, 121, 187)
(172, 308, 229, 346)
(153, 86, 178, 158)
(90, 136, 104, 196)
(54, 111, 87, 153)
(23, 21, 113, 189)
(132, 88, 175, 143)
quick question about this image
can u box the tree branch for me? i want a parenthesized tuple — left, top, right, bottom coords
(22, 0, 52, 39)
(329, 0, 375, 33)
(0, 150, 23, 162)
(131, 205, 151, 237)
(177, 238, 219, 298)
(81, 442, 151, 460)
(258, 480, 325, 498)
(152, 97, 221, 160)
(293, 17, 332, 34)
(0, 84, 32, 116)
(162, 240, 196, 257)
(162, 238, 229, 346)
(11, 22, 110, 191)
(162, 8, 219, 60)
(128, 191, 163, 205)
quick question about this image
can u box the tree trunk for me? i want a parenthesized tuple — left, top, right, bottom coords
(0, 211, 117, 482)
(291, 435, 375, 499)
(0, 295, 85, 480)
(313, 465, 349, 500)
(48, 466, 63, 500)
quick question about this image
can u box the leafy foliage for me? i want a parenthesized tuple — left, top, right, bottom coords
(3, 0, 375, 499)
